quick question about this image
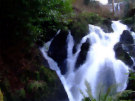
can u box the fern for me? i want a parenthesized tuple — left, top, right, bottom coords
(81, 81, 134, 101)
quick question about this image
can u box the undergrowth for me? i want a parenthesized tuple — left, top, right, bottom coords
(81, 81, 134, 101)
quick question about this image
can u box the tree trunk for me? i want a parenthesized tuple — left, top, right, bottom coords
(112, 0, 115, 16)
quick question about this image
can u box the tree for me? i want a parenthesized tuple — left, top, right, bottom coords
(112, 0, 115, 16)
(0, 0, 73, 46)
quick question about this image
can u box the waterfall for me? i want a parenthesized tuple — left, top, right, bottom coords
(109, 2, 124, 13)
(114, 3, 120, 12)
(40, 21, 130, 101)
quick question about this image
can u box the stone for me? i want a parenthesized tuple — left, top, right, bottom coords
(131, 25, 135, 32)
(120, 30, 134, 44)
(75, 39, 90, 70)
(48, 30, 68, 75)
(114, 42, 133, 67)
(101, 19, 113, 33)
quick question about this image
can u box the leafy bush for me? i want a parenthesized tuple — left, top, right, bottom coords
(0, 0, 73, 45)
(81, 81, 134, 101)
(1, 65, 58, 101)
(122, 17, 135, 25)
(80, 12, 104, 25)
(69, 12, 104, 43)
(69, 15, 89, 43)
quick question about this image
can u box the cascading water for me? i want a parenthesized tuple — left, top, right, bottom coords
(40, 21, 130, 101)
(109, 3, 120, 13)
(114, 3, 120, 12)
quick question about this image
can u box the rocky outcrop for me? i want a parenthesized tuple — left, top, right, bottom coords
(48, 30, 68, 75)
(101, 19, 113, 33)
(120, 30, 134, 44)
(75, 39, 90, 70)
(114, 42, 133, 67)
(114, 30, 135, 67)
(131, 25, 135, 32)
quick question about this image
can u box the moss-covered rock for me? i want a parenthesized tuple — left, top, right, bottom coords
(69, 12, 104, 44)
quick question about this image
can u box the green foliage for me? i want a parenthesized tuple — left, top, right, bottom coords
(11, 88, 26, 100)
(69, 12, 103, 43)
(39, 66, 57, 84)
(28, 81, 46, 91)
(122, 17, 135, 25)
(0, 0, 73, 45)
(129, 71, 135, 80)
(80, 12, 104, 25)
(81, 81, 134, 101)
(1, 65, 58, 101)
(69, 15, 89, 42)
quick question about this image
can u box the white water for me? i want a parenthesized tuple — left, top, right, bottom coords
(96, 0, 108, 5)
(114, 3, 120, 12)
(40, 21, 129, 101)
(109, 2, 124, 13)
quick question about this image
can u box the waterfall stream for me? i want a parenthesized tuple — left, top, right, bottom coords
(40, 21, 130, 101)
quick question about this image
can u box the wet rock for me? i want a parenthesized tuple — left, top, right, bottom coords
(114, 42, 133, 66)
(124, 52, 134, 66)
(48, 30, 68, 75)
(131, 25, 135, 32)
(120, 30, 134, 44)
(130, 47, 135, 57)
(72, 43, 77, 54)
(75, 39, 90, 70)
(101, 19, 113, 33)
(133, 66, 135, 70)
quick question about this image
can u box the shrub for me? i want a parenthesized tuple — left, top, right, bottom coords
(0, 0, 73, 45)
(81, 81, 134, 101)
(69, 15, 89, 43)
(69, 12, 104, 43)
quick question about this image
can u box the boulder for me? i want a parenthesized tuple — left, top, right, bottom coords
(48, 30, 68, 75)
(120, 30, 134, 44)
(133, 66, 135, 70)
(72, 43, 77, 54)
(130, 47, 135, 57)
(114, 42, 133, 67)
(75, 39, 90, 70)
(131, 25, 135, 32)
(101, 19, 113, 33)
